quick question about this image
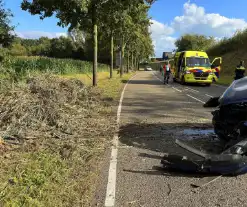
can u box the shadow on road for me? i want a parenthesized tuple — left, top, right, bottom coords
(122, 79, 162, 85)
(119, 122, 219, 154)
(119, 122, 223, 177)
(123, 166, 206, 178)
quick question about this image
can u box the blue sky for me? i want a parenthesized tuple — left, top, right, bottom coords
(5, 0, 247, 56)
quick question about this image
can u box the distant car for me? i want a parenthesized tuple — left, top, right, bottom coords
(145, 66, 152, 71)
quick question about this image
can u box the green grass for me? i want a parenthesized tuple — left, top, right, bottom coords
(216, 75, 234, 85)
(61, 71, 134, 98)
(0, 68, 135, 207)
(1, 56, 110, 82)
(1, 152, 68, 207)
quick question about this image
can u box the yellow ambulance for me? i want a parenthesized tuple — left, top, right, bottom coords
(172, 51, 222, 86)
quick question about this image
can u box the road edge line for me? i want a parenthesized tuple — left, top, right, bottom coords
(186, 94, 205, 104)
(104, 73, 137, 207)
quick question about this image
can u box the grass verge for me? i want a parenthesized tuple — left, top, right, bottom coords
(216, 75, 233, 86)
(0, 70, 134, 207)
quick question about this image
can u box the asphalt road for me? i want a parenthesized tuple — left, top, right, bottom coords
(95, 71, 247, 207)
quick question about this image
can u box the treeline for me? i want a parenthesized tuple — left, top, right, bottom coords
(1, 0, 155, 86)
(175, 34, 216, 52)
(175, 31, 247, 56)
(9, 36, 86, 60)
(207, 29, 247, 56)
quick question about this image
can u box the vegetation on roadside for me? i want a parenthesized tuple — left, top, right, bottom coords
(207, 29, 247, 83)
(1, 55, 110, 82)
(0, 67, 134, 206)
(0, 0, 152, 205)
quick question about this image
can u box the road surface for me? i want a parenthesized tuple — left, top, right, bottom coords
(94, 71, 247, 207)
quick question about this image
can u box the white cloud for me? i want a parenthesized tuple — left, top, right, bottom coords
(172, 2, 247, 37)
(149, 20, 175, 57)
(150, 2, 247, 56)
(14, 31, 67, 39)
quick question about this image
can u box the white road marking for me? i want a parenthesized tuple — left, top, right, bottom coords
(104, 74, 137, 207)
(152, 71, 207, 104)
(153, 75, 163, 82)
(205, 94, 213, 98)
(185, 87, 199, 93)
(172, 87, 182, 92)
(152, 72, 164, 82)
(186, 94, 205, 104)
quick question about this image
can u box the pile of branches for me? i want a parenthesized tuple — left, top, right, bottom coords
(0, 75, 116, 154)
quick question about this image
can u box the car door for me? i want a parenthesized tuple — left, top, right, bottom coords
(177, 53, 185, 80)
(211, 57, 222, 81)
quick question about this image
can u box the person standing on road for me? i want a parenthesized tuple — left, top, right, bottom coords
(235, 60, 245, 80)
(163, 62, 171, 84)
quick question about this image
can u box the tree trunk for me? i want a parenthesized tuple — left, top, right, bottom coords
(131, 52, 134, 69)
(92, 5, 97, 86)
(110, 33, 114, 79)
(120, 36, 125, 77)
(127, 50, 129, 73)
(137, 57, 140, 70)
(134, 56, 137, 70)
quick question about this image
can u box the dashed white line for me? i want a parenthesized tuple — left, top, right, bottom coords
(205, 94, 213, 98)
(186, 94, 205, 104)
(152, 72, 206, 104)
(104, 74, 137, 207)
(172, 87, 182, 92)
(152, 72, 165, 83)
(185, 87, 199, 93)
(153, 75, 163, 82)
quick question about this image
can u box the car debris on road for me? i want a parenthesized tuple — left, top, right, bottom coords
(161, 77, 247, 176)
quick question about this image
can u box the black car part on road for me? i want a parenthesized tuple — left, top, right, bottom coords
(161, 138, 247, 175)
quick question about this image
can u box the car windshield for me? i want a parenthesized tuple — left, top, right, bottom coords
(186, 57, 210, 67)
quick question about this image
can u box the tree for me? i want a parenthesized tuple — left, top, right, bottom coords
(50, 36, 76, 58)
(98, 0, 155, 77)
(175, 34, 216, 52)
(21, 0, 97, 85)
(0, 0, 14, 47)
(21, 0, 155, 84)
(9, 42, 28, 56)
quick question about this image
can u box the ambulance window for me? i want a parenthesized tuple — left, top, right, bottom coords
(186, 57, 210, 67)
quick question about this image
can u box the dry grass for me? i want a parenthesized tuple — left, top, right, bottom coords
(0, 71, 134, 207)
